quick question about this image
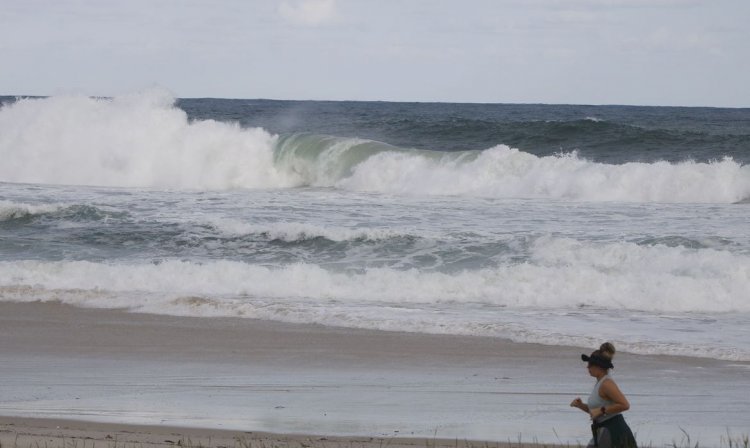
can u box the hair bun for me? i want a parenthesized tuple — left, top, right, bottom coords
(599, 342, 616, 360)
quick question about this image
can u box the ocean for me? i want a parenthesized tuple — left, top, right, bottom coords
(2, 89, 750, 362)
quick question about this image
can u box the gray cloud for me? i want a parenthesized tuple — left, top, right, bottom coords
(0, 0, 747, 106)
(278, 0, 337, 26)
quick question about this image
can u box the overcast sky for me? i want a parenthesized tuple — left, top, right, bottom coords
(1, 0, 748, 106)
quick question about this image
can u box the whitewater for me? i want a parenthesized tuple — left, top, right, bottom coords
(1, 90, 749, 361)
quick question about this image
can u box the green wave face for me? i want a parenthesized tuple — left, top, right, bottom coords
(273, 133, 477, 186)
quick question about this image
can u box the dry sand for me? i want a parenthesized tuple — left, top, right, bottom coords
(0, 416, 558, 448)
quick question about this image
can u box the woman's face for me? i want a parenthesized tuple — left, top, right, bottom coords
(587, 363, 605, 377)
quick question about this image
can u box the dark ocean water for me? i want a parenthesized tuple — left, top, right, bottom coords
(176, 98, 750, 163)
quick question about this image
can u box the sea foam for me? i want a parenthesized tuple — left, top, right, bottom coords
(0, 90, 295, 189)
(1, 237, 747, 313)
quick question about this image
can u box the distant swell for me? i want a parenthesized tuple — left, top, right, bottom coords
(2, 91, 750, 203)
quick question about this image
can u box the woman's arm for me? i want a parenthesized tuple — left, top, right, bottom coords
(590, 379, 630, 419)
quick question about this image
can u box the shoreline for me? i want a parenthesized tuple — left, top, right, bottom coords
(0, 300, 722, 365)
(1, 301, 748, 446)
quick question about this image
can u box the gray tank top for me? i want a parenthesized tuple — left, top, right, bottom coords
(587, 374, 619, 422)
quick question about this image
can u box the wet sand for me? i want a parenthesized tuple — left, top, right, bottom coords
(0, 302, 748, 446)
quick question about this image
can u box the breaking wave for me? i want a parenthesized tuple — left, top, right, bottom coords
(2, 90, 750, 203)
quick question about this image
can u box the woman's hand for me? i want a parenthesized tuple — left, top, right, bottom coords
(590, 406, 604, 420)
(570, 397, 584, 409)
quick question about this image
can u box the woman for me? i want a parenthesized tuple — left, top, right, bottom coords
(570, 343, 637, 448)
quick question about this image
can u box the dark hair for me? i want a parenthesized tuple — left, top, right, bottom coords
(581, 343, 615, 369)
(599, 342, 616, 361)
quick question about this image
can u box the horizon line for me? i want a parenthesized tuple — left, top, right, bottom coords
(1, 93, 748, 110)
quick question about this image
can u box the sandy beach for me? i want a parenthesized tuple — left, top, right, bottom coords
(1, 302, 748, 447)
